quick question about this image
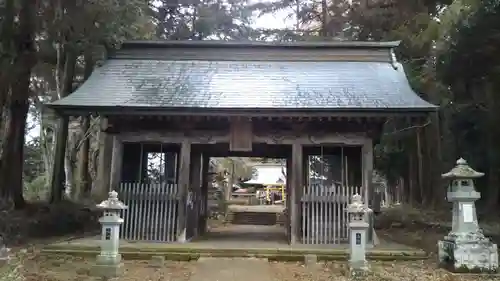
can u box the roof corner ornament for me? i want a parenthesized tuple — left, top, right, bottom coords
(390, 49, 398, 70)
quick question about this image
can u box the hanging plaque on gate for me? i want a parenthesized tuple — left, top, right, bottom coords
(355, 233, 361, 245)
(229, 118, 252, 152)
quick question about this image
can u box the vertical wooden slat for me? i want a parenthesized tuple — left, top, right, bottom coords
(122, 183, 127, 240)
(159, 184, 165, 242)
(136, 184, 143, 240)
(139, 183, 145, 240)
(123, 183, 129, 240)
(160, 184, 166, 242)
(130, 183, 137, 240)
(170, 183, 176, 242)
(127, 183, 133, 240)
(150, 184, 156, 241)
(128, 183, 133, 240)
(153, 184, 160, 241)
(313, 183, 317, 244)
(328, 185, 333, 243)
(147, 184, 153, 240)
(167, 184, 173, 242)
(334, 185, 339, 243)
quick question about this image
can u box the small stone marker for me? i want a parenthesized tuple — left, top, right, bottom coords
(438, 158, 498, 273)
(347, 194, 370, 277)
(0, 236, 11, 266)
(304, 254, 318, 269)
(91, 190, 128, 278)
(150, 255, 165, 268)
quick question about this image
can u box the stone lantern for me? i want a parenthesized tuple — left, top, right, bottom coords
(91, 190, 128, 278)
(438, 158, 498, 273)
(347, 194, 370, 275)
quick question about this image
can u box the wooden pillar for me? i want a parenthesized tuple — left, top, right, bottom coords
(109, 136, 123, 192)
(291, 142, 303, 245)
(190, 150, 202, 238)
(200, 154, 210, 235)
(177, 140, 191, 243)
(285, 154, 292, 242)
(362, 137, 376, 245)
(361, 138, 374, 206)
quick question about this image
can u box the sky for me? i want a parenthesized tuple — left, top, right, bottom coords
(250, 0, 295, 30)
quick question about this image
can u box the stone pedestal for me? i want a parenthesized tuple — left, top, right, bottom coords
(437, 158, 498, 273)
(347, 194, 370, 277)
(91, 190, 128, 278)
(91, 258, 125, 278)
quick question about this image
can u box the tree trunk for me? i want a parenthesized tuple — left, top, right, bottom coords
(320, 0, 328, 37)
(485, 83, 500, 210)
(50, 50, 77, 202)
(428, 112, 445, 207)
(77, 117, 91, 198)
(0, 0, 36, 208)
(77, 49, 94, 199)
(0, 0, 15, 120)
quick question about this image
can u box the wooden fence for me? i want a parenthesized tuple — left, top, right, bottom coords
(118, 183, 180, 242)
(300, 184, 361, 245)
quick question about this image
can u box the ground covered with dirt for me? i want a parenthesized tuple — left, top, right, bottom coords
(21, 255, 194, 281)
(2, 204, 499, 280)
(16, 255, 498, 281)
(272, 260, 497, 281)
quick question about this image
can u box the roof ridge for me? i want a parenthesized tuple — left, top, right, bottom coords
(118, 40, 401, 50)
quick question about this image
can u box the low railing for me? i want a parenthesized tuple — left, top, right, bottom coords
(300, 184, 362, 245)
(118, 183, 180, 242)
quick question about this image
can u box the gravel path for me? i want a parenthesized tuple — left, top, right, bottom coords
(190, 257, 274, 281)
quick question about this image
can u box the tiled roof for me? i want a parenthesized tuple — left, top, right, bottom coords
(50, 60, 435, 110)
(48, 41, 437, 113)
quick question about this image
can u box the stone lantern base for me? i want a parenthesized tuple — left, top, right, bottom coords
(348, 261, 370, 281)
(91, 254, 125, 278)
(438, 232, 498, 273)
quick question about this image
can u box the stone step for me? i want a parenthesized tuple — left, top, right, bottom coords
(227, 212, 278, 226)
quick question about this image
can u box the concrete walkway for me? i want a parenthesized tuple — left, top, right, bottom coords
(189, 257, 274, 281)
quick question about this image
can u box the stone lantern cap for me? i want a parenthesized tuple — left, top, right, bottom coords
(96, 190, 128, 210)
(347, 194, 369, 214)
(441, 158, 484, 179)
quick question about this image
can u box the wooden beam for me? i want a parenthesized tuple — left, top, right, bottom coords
(290, 142, 303, 245)
(116, 130, 369, 145)
(177, 141, 191, 243)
